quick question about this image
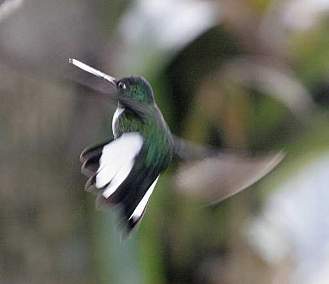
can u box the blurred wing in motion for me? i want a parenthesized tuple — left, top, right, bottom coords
(174, 137, 285, 203)
(68, 58, 151, 118)
(173, 135, 221, 161)
(68, 58, 118, 100)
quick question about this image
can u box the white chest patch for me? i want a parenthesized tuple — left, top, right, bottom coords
(96, 132, 143, 198)
(112, 106, 125, 138)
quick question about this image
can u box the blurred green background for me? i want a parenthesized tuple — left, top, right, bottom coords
(1, 0, 329, 283)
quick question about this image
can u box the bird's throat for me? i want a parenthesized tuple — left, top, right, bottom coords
(112, 104, 125, 138)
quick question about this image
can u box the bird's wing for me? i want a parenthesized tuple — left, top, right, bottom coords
(172, 136, 285, 204)
(175, 151, 284, 204)
(172, 135, 218, 161)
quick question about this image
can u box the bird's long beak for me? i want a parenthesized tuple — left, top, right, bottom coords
(68, 58, 117, 87)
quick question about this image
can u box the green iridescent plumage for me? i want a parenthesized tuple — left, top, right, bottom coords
(71, 58, 176, 232)
(71, 58, 284, 235)
(115, 76, 174, 169)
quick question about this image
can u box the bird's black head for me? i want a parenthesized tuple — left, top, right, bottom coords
(116, 76, 155, 105)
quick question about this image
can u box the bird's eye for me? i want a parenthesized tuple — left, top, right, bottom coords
(118, 82, 126, 90)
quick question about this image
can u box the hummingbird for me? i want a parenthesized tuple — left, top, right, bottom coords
(70, 59, 174, 233)
(69, 58, 284, 235)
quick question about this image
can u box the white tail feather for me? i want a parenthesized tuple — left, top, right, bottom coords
(96, 133, 143, 198)
(129, 176, 159, 221)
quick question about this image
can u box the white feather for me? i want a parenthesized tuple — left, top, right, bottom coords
(103, 161, 133, 198)
(112, 106, 125, 138)
(129, 176, 160, 221)
(96, 133, 143, 198)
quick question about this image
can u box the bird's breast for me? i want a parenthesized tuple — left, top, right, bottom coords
(112, 106, 125, 138)
(111, 107, 173, 168)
